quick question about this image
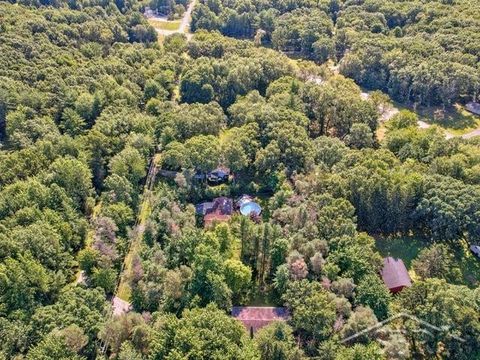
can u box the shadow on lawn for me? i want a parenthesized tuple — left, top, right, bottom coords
(375, 235, 480, 288)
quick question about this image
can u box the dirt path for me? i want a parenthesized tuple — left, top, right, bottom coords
(110, 157, 159, 317)
(179, 0, 196, 34)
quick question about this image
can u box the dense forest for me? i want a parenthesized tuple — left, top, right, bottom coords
(191, 0, 480, 108)
(0, 0, 479, 359)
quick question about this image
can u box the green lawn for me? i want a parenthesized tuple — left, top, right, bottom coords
(375, 235, 480, 288)
(148, 19, 181, 31)
(414, 103, 480, 135)
(453, 241, 480, 288)
(375, 235, 424, 268)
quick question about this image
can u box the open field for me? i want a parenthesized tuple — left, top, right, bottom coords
(148, 19, 181, 31)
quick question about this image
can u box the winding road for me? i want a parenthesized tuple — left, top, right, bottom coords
(359, 91, 480, 140)
(314, 65, 480, 140)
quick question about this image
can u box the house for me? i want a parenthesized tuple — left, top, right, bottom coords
(470, 244, 480, 259)
(232, 307, 290, 336)
(207, 167, 231, 185)
(198, 197, 233, 227)
(381, 257, 412, 294)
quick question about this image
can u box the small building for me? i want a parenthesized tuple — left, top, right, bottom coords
(207, 167, 231, 185)
(381, 257, 412, 294)
(232, 307, 290, 336)
(466, 102, 480, 116)
(195, 201, 214, 216)
(198, 197, 233, 228)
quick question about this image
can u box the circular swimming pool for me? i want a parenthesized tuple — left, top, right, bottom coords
(240, 201, 262, 216)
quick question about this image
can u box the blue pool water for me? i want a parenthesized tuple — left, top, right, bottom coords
(240, 202, 262, 216)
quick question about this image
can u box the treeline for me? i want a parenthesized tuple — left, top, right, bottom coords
(191, 0, 480, 107)
(148, 0, 189, 18)
(0, 1, 179, 359)
(1, 1, 480, 359)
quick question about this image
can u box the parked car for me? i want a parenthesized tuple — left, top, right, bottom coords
(470, 245, 480, 259)
(207, 168, 230, 185)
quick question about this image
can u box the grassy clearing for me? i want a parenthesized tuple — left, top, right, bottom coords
(249, 290, 276, 307)
(377, 102, 480, 140)
(414, 103, 480, 135)
(376, 123, 387, 141)
(375, 235, 480, 288)
(454, 241, 480, 288)
(116, 188, 156, 301)
(148, 19, 181, 31)
(375, 235, 424, 268)
(117, 281, 132, 302)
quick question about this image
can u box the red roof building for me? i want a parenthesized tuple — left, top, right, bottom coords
(381, 257, 412, 293)
(232, 307, 290, 335)
(201, 197, 233, 228)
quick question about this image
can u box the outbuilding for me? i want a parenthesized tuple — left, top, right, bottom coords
(381, 257, 412, 294)
(232, 306, 290, 337)
(207, 167, 231, 185)
(466, 102, 480, 116)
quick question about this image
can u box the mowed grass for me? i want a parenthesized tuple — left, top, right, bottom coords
(414, 103, 480, 135)
(453, 240, 480, 288)
(375, 96, 479, 140)
(148, 19, 181, 31)
(375, 235, 480, 288)
(375, 235, 424, 268)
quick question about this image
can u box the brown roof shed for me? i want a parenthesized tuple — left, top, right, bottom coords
(232, 307, 290, 335)
(381, 257, 412, 293)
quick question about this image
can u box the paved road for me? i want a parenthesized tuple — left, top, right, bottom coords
(362, 90, 479, 139)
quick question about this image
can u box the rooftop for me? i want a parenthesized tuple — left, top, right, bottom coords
(466, 102, 480, 116)
(207, 197, 233, 216)
(381, 257, 412, 292)
(232, 306, 289, 333)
